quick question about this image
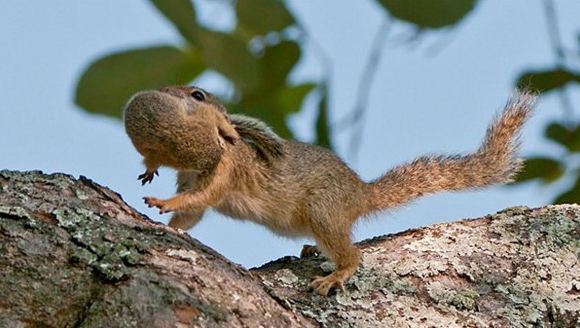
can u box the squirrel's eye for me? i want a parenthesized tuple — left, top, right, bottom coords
(191, 91, 205, 101)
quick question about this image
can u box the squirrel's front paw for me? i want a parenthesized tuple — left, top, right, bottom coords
(143, 196, 173, 214)
(138, 170, 159, 185)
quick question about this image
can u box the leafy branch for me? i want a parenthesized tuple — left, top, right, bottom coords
(74, 0, 479, 149)
(511, 0, 580, 203)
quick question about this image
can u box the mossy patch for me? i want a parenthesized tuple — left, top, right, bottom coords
(426, 281, 479, 311)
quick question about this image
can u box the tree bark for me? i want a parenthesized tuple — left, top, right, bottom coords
(0, 170, 578, 327)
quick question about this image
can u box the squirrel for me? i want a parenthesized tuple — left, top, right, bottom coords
(124, 86, 535, 296)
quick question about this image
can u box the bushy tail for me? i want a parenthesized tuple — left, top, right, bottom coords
(367, 91, 536, 213)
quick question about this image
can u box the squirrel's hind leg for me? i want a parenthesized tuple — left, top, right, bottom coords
(309, 226, 360, 296)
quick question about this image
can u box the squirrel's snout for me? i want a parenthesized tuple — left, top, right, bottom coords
(124, 91, 182, 118)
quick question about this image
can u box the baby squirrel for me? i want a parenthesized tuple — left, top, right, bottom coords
(124, 86, 535, 296)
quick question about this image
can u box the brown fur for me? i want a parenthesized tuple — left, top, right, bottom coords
(369, 93, 535, 211)
(229, 114, 286, 164)
(124, 87, 536, 296)
(124, 86, 238, 184)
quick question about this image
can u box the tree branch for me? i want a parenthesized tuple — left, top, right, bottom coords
(1, 170, 578, 327)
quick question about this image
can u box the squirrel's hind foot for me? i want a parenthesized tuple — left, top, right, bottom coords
(309, 273, 347, 296)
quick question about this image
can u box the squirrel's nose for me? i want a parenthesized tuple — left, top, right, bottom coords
(158, 86, 183, 98)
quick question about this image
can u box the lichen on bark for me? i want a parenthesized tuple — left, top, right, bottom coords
(255, 206, 580, 327)
(0, 170, 313, 327)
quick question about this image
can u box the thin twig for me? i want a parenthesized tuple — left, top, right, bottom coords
(303, 30, 333, 86)
(347, 18, 391, 161)
(425, 26, 462, 57)
(294, 18, 334, 146)
(542, 0, 575, 122)
(292, 9, 333, 88)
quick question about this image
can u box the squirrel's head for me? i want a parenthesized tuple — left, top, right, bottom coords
(123, 86, 238, 173)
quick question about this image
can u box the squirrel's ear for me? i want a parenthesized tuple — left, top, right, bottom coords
(217, 121, 239, 145)
(229, 114, 285, 163)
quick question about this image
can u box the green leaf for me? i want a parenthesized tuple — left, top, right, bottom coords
(232, 83, 316, 139)
(231, 101, 293, 139)
(315, 87, 332, 148)
(554, 176, 580, 204)
(377, 0, 477, 29)
(545, 122, 580, 152)
(197, 29, 260, 94)
(75, 46, 203, 119)
(274, 83, 316, 113)
(149, 0, 198, 44)
(238, 40, 302, 103)
(260, 41, 301, 91)
(516, 68, 580, 93)
(513, 157, 565, 184)
(236, 0, 294, 36)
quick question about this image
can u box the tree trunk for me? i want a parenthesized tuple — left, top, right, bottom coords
(0, 170, 578, 327)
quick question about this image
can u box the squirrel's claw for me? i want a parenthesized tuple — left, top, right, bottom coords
(310, 274, 346, 296)
(143, 196, 173, 214)
(138, 170, 159, 185)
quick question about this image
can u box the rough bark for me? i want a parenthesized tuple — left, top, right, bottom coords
(0, 170, 313, 328)
(0, 170, 578, 327)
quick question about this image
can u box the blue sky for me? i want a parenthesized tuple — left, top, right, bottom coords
(1, 1, 579, 267)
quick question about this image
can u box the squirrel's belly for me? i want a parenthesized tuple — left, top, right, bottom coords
(214, 194, 308, 237)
